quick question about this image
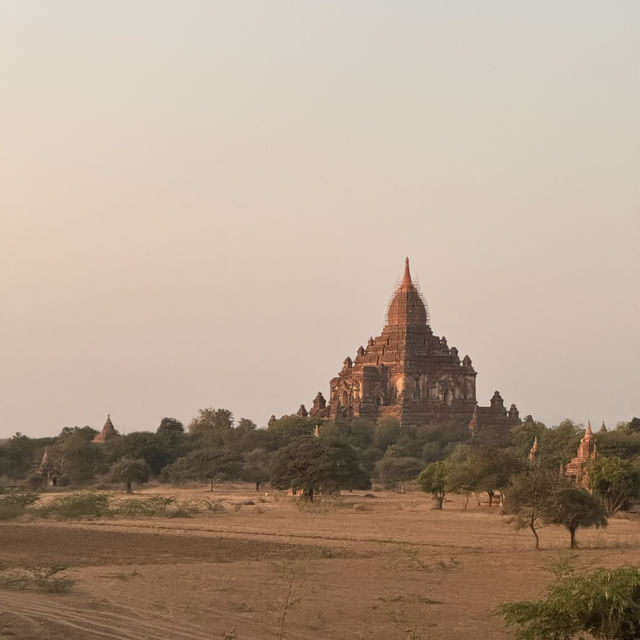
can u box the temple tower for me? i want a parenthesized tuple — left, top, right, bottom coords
(304, 258, 518, 434)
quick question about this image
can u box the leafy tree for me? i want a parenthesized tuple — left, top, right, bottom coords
(417, 460, 448, 509)
(628, 417, 640, 433)
(510, 415, 546, 458)
(111, 458, 151, 493)
(59, 433, 106, 484)
(421, 440, 443, 463)
(109, 432, 174, 476)
(443, 444, 481, 509)
(498, 566, 640, 640)
(241, 448, 273, 491)
(156, 418, 185, 448)
(474, 446, 523, 506)
(595, 429, 640, 459)
(266, 415, 317, 449)
(373, 417, 401, 452)
(587, 456, 640, 515)
(543, 487, 607, 549)
(3, 433, 37, 479)
(164, 448, 240, 491)
(374, 450, 424, 493)
(271, 436, 368, 501)
(502, 469, 564, 550)
(188, 408, 234, 438)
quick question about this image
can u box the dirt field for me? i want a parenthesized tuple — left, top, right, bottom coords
(1, 486, 639, 640)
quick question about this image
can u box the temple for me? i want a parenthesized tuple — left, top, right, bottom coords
(565, 422, 597, 487)
(92, 414, 120, 443)
(301, 258, 519, 435)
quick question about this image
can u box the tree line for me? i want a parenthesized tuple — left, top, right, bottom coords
(1, 411, 640, 525)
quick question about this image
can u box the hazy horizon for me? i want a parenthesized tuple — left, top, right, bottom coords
(1, 2, 638, 438)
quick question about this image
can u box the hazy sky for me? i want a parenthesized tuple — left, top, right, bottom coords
(1, 2, 638, 438)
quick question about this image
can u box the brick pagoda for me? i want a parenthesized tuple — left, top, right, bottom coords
(302, 258, 519, 435)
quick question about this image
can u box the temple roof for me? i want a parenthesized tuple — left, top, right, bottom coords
(386, 258, 429, 327)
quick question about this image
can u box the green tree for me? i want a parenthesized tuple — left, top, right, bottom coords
(111, 458, 151, 493)
(188, 408, 234, 439)
(156, 417, 185, 448)
(109, 432, 174, 476)
(587, 455, 640, 515)
(241, 448, 272, 491)
(373, 417, 401, 452)
(374, 450, 424, 493)
(502, 469, 564, 550)
(443, 444, 481, 509)
(628, 417, 640, 433)
(543, 487, 607, 549)
(165, 448, 240, 491)
(271, 436, 368, 501)
(417, 460, 448, 509)
(498, 566, 640, 640)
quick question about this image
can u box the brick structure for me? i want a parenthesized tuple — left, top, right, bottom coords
(301, 258, 519, 435)
(92, 414, 120, 443)
(565, 422, 596, 487)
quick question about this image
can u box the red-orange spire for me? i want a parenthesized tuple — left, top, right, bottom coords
(401, 257, 412, 288)
(386, 257, 429, 327)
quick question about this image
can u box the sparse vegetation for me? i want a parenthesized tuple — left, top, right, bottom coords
(498, 566, 640, 640)
(0, 565, 75, 593)
(38, 492, 110, 519)
(0, 491, 39, 520)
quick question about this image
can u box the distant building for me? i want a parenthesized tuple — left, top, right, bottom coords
(92, 414, 120, 443)
(300, 258, 519, 437)
(565, 422, 597, 487)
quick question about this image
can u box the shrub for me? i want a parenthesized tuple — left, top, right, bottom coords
(0, 565, 75, 593)
(39, 493, 110, 519)
(0, 492, 40, 521)
(113, 496, 175, 517)
(498, 566, 640, 640)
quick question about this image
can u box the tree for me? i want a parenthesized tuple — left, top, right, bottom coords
(543, 487, 607, 549)
(111, 458, 150, 493)
(241, 448, 272, 491)
(498, 566, 640, 640)
(417, 461, 448, 509)
(109, 432, 174, 476)
(444, 444, 481, 510)
(629, 417, 640, 433)
(271, 436, 368, 501)
(165, 448, 240, 491)
(474, 446, 522, 507)
(188, 408, 234, 438)
(156, 418, 185, 447)
(502, 469, 564, 550)
(373, 417, 401, 452)
(374, 450, 424, 493)
(587, 455, 640, 515)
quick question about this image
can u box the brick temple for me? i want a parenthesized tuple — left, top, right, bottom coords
(300, 258, 519, 435)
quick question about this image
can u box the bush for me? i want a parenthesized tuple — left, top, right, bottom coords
(0, 492, 40, 521)
(39, 493, 110, 519)
(113, 496, 175, 517)
(113, 496, 201, 518)
(498, 566, 640, 640)
(0, 565, 75, 593)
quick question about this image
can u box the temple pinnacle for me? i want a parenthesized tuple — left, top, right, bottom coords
(401, 257, 412, 287)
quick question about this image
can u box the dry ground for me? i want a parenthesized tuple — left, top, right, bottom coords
(1, 485, 639, 640)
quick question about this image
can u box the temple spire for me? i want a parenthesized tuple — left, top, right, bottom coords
(586, 420, 593, 436)
(401, 257, 412, 287)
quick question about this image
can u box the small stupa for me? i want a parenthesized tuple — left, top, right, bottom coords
(92, 414, 120, 443)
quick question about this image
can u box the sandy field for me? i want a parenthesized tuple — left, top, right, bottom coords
(1, 485, 639, 640)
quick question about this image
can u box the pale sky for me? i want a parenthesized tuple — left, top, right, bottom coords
(1, 2, 639, 437)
